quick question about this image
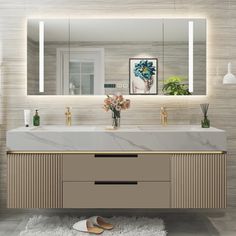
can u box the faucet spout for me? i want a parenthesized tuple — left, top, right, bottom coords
(160, 106, 168, 126)
(65, 107, 72, 126)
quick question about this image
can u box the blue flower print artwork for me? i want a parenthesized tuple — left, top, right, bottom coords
(129, 58, 158, 95)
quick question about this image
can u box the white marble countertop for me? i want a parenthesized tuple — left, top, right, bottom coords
(6, 125, 227, 152)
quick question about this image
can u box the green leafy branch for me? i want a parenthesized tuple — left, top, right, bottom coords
(162, 76, 192, 95)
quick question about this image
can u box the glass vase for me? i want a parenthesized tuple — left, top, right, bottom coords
(201, 115, 210, 128)
(112, 110, 121, 129)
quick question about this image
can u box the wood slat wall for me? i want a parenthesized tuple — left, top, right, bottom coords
(0, 0, 236, 209)
(7, 154, 63, 208)
(171, 154, 227, 208)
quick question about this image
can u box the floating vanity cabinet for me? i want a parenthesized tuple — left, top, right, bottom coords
(7, 152, 227, 209)
(7, 125, 227, 208)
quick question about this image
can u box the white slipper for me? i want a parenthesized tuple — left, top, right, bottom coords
(89, 216, 114, 230)
(73, 218, 104, 234)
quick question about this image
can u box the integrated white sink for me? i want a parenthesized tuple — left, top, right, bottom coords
(17, 125, 97, 132)
(7, 125, 227, 152)
(136, 125, 219, 131)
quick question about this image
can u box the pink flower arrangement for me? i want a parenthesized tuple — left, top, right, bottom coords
(103, 94, 130, 113)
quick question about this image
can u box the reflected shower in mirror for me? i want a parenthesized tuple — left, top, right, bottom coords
(27, 18, 206, 95)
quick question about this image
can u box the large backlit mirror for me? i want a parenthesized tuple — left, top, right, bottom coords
(27, 18, 206, 95)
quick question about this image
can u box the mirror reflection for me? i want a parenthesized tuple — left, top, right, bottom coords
(27, 18, 206, 95)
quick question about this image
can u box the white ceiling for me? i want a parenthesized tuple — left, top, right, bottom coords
(28, 19, 206, 42)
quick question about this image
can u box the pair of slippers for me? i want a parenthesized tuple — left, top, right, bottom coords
(73, 216, 113, 234)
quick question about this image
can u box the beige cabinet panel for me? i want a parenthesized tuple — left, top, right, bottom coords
(171, 154, 227, 208)
(8, 153, 63, 208)
(63, 154, 170, 181)
(63, 182, 170, 208)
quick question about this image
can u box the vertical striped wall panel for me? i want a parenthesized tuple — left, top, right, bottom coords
(171, 154, 227, 208)
(7, 154, 63, 208)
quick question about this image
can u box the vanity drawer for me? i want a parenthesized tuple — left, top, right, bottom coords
(63, 154, 170, 181)
(63, 182, 170, 208)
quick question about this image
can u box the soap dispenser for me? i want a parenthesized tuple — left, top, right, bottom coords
(33, 110, 40, 126)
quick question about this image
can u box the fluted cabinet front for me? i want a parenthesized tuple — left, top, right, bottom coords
(7, 152, 227, 208)
(7, 154, 63, 208)
(171, 154, 227, 208)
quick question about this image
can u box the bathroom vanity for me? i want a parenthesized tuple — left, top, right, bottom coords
(7, 125, 227, 208)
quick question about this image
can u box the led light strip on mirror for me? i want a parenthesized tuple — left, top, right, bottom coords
(39, 21, 44, 93)
(188, 21, 194, 93)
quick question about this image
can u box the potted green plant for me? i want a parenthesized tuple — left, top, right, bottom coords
(162, 76, 192, 95)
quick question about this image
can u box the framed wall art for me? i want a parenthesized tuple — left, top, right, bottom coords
(129, 58, 158, 95)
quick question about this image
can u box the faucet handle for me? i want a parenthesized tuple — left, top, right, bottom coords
(65, 107, 72, 116)
(65, 106, 71, 112)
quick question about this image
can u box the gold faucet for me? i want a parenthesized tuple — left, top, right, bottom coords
(160, 106, 168, 126)
(65, 107, 72, 126)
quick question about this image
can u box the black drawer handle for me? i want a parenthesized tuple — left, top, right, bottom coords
(94, 154, 138, 158)
(94, 181, 138, 185)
